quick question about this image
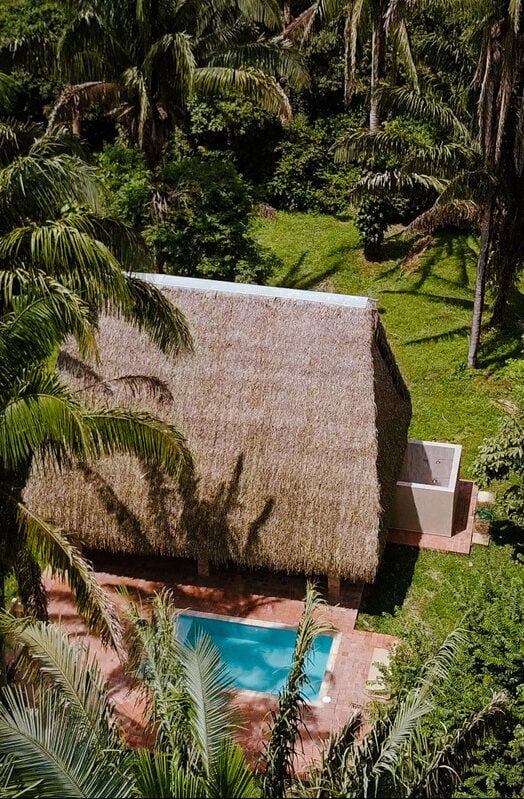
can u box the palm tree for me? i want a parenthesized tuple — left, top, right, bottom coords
(284, 1, 418, 127)
(336, 1, 524, 367)
(0, 112, 194, 654)
(0, 592, 257, 797)
(296, 630, 508, 798)
(51, 0, 308, 166)
(0, 587, 510, 797)
(260, 584, 334, 799)
(0, 281, 192, 654)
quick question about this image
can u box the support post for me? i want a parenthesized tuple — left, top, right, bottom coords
(327, 573, 341, 605)
(197, 558, 210, 578)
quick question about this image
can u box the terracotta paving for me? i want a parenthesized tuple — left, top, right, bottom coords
(388, 480, 478, 554)
(44, 553, 397, 768)
(41, 482, 480, 766)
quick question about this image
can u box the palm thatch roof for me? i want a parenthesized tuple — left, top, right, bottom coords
(26, 276, 411, 583)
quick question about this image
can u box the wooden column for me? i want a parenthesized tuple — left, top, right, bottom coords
(197, 558, 210, 578)
(327, 573, 341, 605)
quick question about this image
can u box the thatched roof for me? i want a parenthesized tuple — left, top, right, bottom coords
(26, 276, 411, 583)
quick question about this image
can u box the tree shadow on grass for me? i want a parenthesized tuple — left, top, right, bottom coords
(407, 233, 477, 292)
(489, 519, 524, 560)
(359, 544, 419, 617)
(403, 324, 471, 346)
(477, 286, 524, 371)
(380, 289, 474, 310)
(373, 235, 413, 264)
(274, 252, 339, 291)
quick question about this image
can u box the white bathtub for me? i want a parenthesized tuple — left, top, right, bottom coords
(391, 440, 462, 536)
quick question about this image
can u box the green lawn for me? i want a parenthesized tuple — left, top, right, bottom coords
(254, 211, 522, 474)
(254, 211, 523, 638)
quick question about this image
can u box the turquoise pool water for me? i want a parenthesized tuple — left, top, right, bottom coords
(178, 613, 334, 700)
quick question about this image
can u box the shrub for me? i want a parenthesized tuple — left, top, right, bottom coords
(268, 114, 359, 214)
(354, 196, 388, 259)
(472, 356, 524, 526)
(387, 550, 524, 799)
(96, 142, 153, 229)
(144, 156, 275, 283)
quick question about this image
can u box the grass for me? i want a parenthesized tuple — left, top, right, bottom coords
(254, 211, 524, 638)
(255, 211, 523, 474)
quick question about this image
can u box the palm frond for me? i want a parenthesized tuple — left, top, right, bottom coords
(237, 0, 283, 31)
(125, 591, 187, 744)
(0, 615, 121, 751)
(281, 5, 318, 45)
(0, 686, 130, 798)
(350, 170, 447, 199)
(0, 370, 87, 471)
(15, 501, 123, 651)
(0, 284, 97, 365)
(261, 583, 334, 798)
(49, 82, 127, 129)
(143, 34, 196, 105)
(122, 275, 193, 356)
(0, 149, 100, 225)
(414, 691, 509, 799)
(0, 220, 129, 310)
(179, 633, 235, 773)
(84, 407, 192, 480)
(390, 19, 418, 91)
(207, 739, 258, 799)
(132, 749, 208, 798)
(207, 43, 309, 89)
(379, 85, 473, 143)
(408, 199, 481, 234)
(193, 67, 293, 122)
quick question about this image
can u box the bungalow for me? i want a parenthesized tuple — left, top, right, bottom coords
(26, 275, 412, 591)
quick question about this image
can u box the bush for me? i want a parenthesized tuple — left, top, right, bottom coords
(268, 114, 359, 214)
(144, 156, 275, 283)
(96, 142, 153, 229)
(186, 98, 283, 188)
(472, 356, 524, 526)
(96, 143, 275, 283)
(387, 551, 524, 798)
(354, 196, 388, 259)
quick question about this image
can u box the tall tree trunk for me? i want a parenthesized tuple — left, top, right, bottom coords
(468, 202, 495, 368)
(343, 12, 355, 107)
(71, 107, 81, 136)
(370, 2, 387, 132)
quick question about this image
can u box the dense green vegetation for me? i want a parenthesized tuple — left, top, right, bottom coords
(0, 589, 508, 798)
(0, 0, 522, 796)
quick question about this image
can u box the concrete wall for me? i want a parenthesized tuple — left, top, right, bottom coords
(392, 440, 462, 536)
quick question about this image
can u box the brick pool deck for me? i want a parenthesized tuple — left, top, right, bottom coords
(45, 557, 397, 768)
(43, 480, 479, 768)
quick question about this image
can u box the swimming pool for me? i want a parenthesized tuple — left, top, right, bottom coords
(178, 611, 336, 701)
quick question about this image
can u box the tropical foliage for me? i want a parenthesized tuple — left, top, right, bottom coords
(52, 0, 308, 165)
(0, 102, 194, 652)
(0, 590, 510, 798)
(0, 592, 256, 797)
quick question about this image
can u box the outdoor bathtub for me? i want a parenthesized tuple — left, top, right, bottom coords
(391, 439, 462, 536)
